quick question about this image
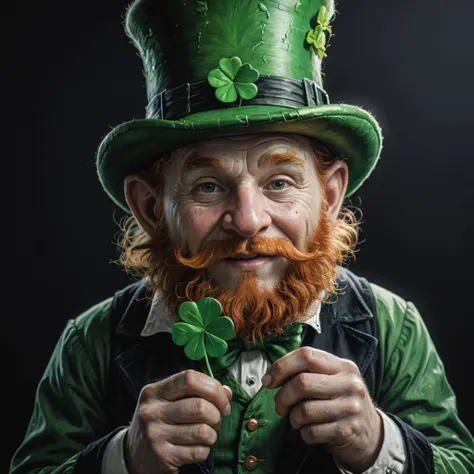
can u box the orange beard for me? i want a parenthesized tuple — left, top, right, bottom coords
(149, 205, 345, 343)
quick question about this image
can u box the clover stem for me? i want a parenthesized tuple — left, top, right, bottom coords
(204, 352, 214, 379)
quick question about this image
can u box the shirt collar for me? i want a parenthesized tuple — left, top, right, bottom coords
(140, 293, 323, 337)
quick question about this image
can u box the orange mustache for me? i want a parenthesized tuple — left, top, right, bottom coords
(175, 236, 319, 269)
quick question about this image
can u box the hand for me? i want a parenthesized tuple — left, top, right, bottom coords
(262, 347, 383, 473)
(125, 370, 232, 474)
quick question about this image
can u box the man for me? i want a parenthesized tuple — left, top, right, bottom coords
(9, 0, 474, 473)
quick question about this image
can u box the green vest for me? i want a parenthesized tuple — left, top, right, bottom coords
(214, 371, 288, 474)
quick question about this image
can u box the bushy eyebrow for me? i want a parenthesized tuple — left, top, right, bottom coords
(182, 152, 224, 172)
(257, 151, 305, 169)
(180, 150, 304, 177)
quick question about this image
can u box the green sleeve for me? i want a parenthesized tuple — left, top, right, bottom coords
(372, 284, 474, 474)
(9, 298, 114, 474)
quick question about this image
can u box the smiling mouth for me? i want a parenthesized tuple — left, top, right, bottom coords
(225, 253, 273, 261)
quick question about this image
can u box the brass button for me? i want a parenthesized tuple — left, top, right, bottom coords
(246, 418, 259, 432)
(244, 455, 258, 471)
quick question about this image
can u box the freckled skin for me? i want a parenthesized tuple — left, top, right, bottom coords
(163, 134, 324, 291)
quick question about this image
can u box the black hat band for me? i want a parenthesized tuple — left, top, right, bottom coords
(146, 75, 330, 121)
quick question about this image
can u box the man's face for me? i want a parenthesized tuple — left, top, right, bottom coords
(124, 132, 352, 341)
(163, 134, 324, 291)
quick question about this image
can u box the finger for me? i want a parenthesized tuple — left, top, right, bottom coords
(262, 347, 359, 389)
(157, 442, 211, 467)
(223, 385, 233, 403)
(154, 370, 231, 417)
(275, 372, 365, 416)
(300, 420, 358, 448)
(166, 423, 218, 447)
(289, 398, 361, 429)
(162, 397, 222, 430)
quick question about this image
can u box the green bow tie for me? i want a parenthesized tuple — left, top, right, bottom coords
(210, 323, 304, 374)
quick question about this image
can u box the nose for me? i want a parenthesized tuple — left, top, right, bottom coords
(222, 186, 271, 238)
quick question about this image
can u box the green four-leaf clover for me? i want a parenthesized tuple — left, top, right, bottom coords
(306, 6, 333, 59)
(208, 56, 260, 104)
(172, 297, 235, 378)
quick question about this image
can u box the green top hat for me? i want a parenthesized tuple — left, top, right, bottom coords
(96, 0, 382, 212)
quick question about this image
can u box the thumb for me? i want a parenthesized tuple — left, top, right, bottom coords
(222, 384, 233, 403)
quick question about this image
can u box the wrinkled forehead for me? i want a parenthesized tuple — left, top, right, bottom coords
(168, 133, 316, 169)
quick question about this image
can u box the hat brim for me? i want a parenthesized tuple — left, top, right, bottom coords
(96, 103, 382, 212)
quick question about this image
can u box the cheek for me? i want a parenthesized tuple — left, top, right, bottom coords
(269, 198, 321, 247)
(186, 208, 211, 235)
(180, 206, 221, 250)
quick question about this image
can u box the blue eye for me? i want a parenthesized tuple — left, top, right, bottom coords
(269, 180, 289, 190)
(200, 182, 218, 193)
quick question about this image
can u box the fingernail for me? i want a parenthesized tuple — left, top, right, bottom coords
(223, 384, 233, 401)
(262, 374, 272, 387)
(225, 403, 231, 416)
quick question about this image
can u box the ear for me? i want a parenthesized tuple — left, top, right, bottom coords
(324, 160, 349, 220)
(124, 174, 159, 236)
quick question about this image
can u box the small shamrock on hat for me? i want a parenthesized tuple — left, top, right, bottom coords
(172, 297, 235, 378)
(306, 6, 334, 59)
(208, 56, 260, 104)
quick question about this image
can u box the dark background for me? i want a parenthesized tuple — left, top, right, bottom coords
(4, 0, 474, 470)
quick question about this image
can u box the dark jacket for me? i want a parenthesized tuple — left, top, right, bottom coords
(9, 268, 474, 473)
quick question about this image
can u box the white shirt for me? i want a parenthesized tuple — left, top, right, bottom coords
(102, 294, 407, 474)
